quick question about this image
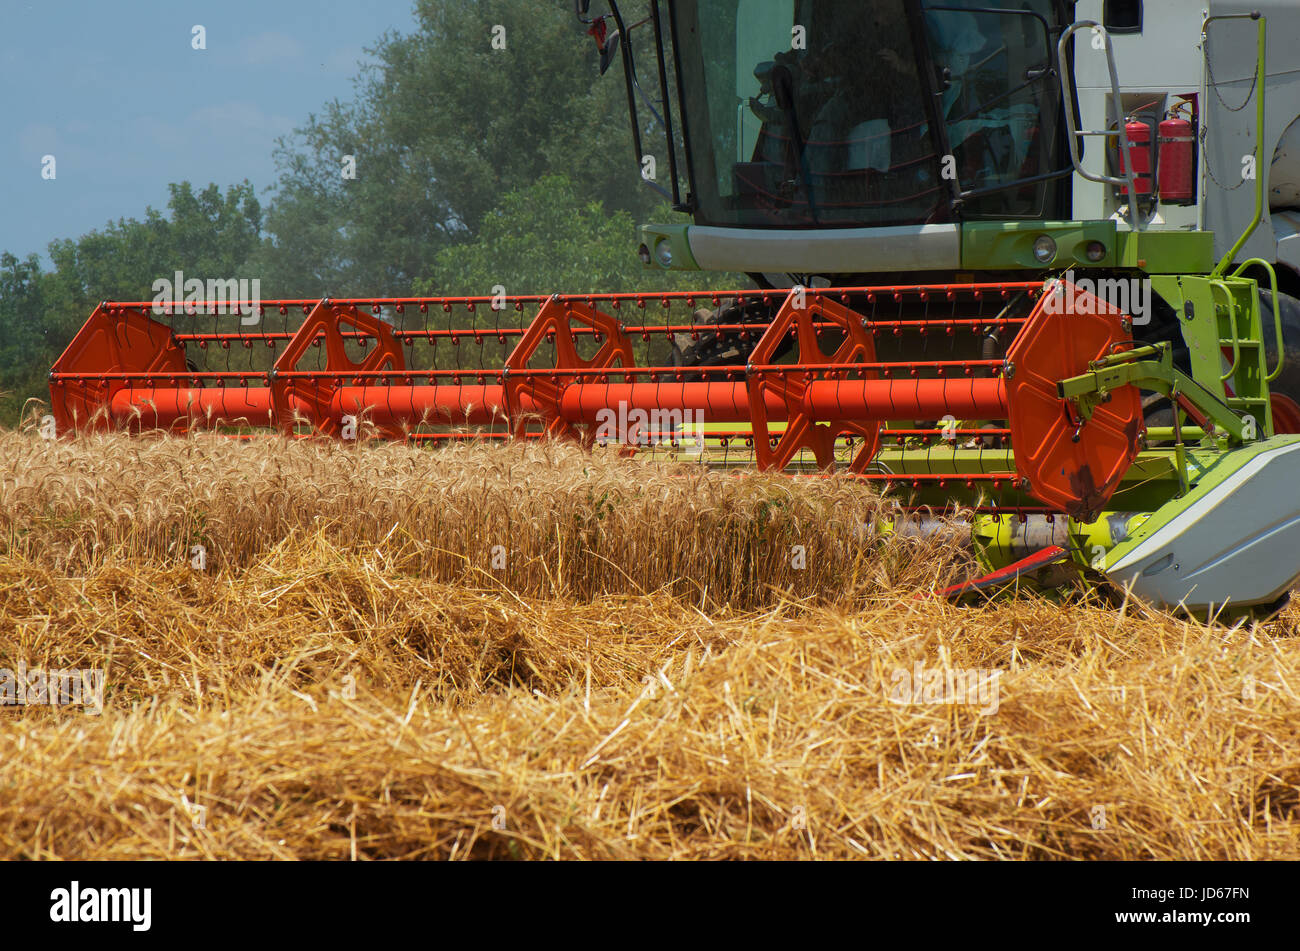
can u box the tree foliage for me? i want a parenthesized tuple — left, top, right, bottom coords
(422, 175, 734, 296)
(0, 183, 262, 423)
(261, 0, 657, 296)
(0, 252, 48, 423)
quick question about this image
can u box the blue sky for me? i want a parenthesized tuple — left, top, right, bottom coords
(1, 0, 419, 262)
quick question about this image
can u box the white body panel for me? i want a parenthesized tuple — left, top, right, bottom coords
(1107, 441, 1300, 610)
(1070, 0, 1203, 233)
(1071, 1, 1300, 268)
(686, 223, 961, 274)
(1274, 209, 1300, 273)
(1272, 116, 1300, 208)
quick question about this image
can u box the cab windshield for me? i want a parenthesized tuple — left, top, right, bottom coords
(670, 0, 1061, 228)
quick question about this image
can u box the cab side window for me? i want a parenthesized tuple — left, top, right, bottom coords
(1104, 0, 1143, 34)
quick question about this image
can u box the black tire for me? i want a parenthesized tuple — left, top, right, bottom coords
(1259, 289, 1300, 411)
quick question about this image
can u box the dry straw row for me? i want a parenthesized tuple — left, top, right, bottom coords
(1, 431, 1297, 859)
(2, 537, 1298, 859)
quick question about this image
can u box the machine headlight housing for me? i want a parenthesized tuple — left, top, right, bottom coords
(654, 239, 674, 269)
(1032, 234, 1058, 264)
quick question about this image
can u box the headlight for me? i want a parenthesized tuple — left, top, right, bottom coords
(637, 243, 652, 266)
(1085, 240, 1107, 263)
(654, 239, 674, 268)
(1032, 234, 1057, 264)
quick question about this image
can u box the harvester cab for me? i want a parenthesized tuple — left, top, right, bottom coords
(47, 1, 1300, 619)
(593, 2, 1300, 283)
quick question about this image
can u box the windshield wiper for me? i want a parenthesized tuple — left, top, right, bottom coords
(770, 65, 820, 223)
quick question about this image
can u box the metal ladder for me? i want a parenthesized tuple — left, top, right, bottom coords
(1210, 276, 1274, 434)
(1057, 20, 1144, 230)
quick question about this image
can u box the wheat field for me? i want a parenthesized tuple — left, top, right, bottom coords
(1, 428, 1297, 859)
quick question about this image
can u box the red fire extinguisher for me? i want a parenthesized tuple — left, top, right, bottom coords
(1158, 116, 1196, 204)
(1117, 119, 1154, 195)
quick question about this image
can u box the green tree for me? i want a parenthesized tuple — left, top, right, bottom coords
(45, 181, 262, 308)
(262, 0, 660, 296)
(0, 182, 263, 424)
(420, 174, 740, 295)
(0, 252, 49, 423)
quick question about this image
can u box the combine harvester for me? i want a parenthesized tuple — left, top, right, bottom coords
(48, 1, 1300, 619)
